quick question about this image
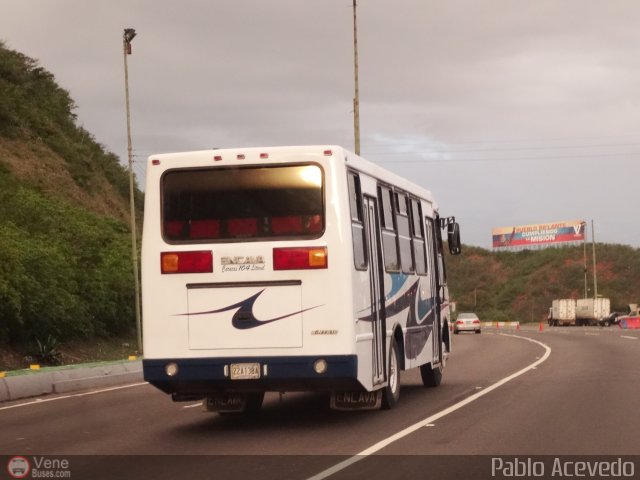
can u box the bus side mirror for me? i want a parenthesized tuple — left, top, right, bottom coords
(448, 222, 461, 255)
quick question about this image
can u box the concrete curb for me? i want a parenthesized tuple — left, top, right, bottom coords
(0, 360, 143, 402)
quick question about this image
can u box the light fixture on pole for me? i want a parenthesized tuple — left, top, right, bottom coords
(124, 28, 136, 52)
(123, 28, 142, 354)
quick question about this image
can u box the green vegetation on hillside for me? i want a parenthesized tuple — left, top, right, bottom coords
(446, 244, 640, 323)
(0, 165, 135, 342)
(0, 42, 140, 362)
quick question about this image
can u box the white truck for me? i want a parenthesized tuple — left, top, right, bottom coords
(548, 299, 576, 326)
(575, 298, 611, 326)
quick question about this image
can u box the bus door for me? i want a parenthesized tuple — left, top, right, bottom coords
(363, 196, 385, 386)
(425, 218, 443, 365)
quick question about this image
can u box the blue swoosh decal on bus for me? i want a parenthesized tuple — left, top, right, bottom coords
(356, 278, 434, 359)
(385, 273, 408, 301)
(417, 294, 435, 321)
(184, 289, 321, 330)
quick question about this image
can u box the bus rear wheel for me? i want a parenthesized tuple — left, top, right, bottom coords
(381, 339, 401, 409)
(421, 339, 445, 387)
(421, 362, 443, 387)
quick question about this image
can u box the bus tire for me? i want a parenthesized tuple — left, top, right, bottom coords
(421, 362, 443, 387)
(381, 339, 401, 410)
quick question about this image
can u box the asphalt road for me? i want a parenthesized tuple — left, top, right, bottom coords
(1, 326, 639, 479)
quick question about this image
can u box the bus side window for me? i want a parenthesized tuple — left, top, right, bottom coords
(425, 218, 435, 277)
(410, 199, 427, 275)
(347, 172, 367, 270)
(435, 217, 447, 283)
(378, 185, 400, 272)
(395, 192, 414, 274)
(427, 217, 446, 286)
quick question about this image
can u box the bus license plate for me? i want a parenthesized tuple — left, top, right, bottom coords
(230, 363, 260, 380)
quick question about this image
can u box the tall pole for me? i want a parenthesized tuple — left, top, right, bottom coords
(591, 219, 598, 299)
(583, 226, 588, 299)
(123, 28, 142, 354)
(352, 0, 361, 155)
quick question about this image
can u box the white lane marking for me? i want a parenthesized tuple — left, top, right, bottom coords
(306, 334, 551, 480)
(620, 335, 638, 340)
(0, 382, 148, 411)
(183, 402, 204, 409)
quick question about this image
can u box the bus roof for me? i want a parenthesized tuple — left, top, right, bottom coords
(148, 145, 438, 211)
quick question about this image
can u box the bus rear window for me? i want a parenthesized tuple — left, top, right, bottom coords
(162, 164, 324, 242)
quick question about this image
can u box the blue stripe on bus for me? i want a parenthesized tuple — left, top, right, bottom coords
(143, 356, 359, 394)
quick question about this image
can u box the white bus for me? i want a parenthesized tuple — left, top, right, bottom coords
(142, 145, 461, 412)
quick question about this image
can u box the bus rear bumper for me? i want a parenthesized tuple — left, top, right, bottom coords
(143, 355, 359, 397)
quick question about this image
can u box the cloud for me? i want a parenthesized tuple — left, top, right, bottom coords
(1, 0, 639, 247)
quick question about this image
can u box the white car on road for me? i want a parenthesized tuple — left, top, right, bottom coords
(454, 312, 481, 334)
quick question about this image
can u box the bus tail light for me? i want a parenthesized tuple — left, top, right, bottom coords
(161, 251, 213, 274)
(273, 247, 328, 270)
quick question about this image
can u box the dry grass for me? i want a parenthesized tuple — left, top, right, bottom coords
(0, 336, 139, 372)
(0, 137, 130, 223)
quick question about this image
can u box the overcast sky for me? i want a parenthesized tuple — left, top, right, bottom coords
(1, 1, 639, 249)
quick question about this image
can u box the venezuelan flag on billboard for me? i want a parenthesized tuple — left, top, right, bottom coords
(492, 220, 586, 250)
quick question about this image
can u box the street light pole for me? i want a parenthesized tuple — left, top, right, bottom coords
(591, 219, 598, 299)
(123, 28, 142, 354)
(583, 227, 588, 299)
(352, 0, 361, 155)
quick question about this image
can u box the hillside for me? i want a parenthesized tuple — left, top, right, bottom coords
(0, 42, 141, 221)
(446, 243, 640, 323)
(1, 41, 639, 371)
(0, 42, 142, 360)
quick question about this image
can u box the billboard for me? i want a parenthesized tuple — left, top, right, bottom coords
(492, 220, 586, 251)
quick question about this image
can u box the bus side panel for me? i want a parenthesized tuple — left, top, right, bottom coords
(406, 275, 436, 370)
(351, 172, 382, 393)
(348, 168, 440, 385)
(381, 273, 434, 371)
(419, 200, 443, 366)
